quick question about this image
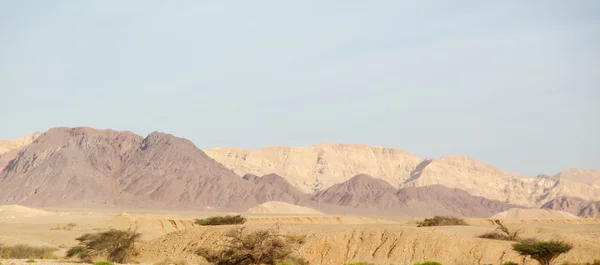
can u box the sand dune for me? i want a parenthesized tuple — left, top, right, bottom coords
(0, 205, 55, 219)
(246, 201, 323, 215)
(491, 208, 580, 219)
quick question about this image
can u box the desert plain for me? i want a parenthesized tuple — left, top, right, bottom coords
(1, 204, 600, 265)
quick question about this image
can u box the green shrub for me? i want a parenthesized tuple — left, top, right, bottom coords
(413, 262, 442, 265)
(344, 263, 375, 265)
(66, 228, 141, 263)
(512, 239, 573, 265)
(503, 262, 519, 265)
(0, 244, 57, 259)
(94, 262, 115, 265)
(561, 261, 600, 265)
(196, 226, 307, 265)
(25, 259, 36, 263)
(417, 216, 467, 227)
(195, 215, 247, 226)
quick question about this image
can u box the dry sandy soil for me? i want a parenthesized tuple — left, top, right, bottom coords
(1, 206, 599, 265)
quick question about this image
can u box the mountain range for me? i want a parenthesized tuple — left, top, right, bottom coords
(1, 127, 598, 218)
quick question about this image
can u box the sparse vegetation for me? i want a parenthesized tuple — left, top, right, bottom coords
(344, 262, 375, 265)
(478, 220, 520, 241)
(0, 244, 57, 259)
(194, 215, 247, 226)
(25, 259, 36, 263)
(413, 262, 442, 265)
(66, 228, 141, 263)
(512, 239, 573, 265)
(153, 259, 188, 265)
(50, 223, 78, 231)
(416, 216, 467, 227)
(195, 226, 307, 265)
(503, 262, 519, 265)
(94, 262, 115, 265)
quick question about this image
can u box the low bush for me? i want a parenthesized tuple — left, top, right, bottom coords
(153, 259, 188, 265)
(0, 244, 57, 259)
(417, 216, 467, 227)
(344, 262, 375, 265)
(195, 215, 247, 226)
(503, 262, 519, 265)
(413, 262, 442, 265)
(25, 259, 36, 263)
(196, 226, 307, 265)
(66, 228, 141, 263)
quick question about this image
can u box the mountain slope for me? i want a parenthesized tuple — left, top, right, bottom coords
(0, 127, 300, 210)
(555, 168, 600, 187)
(541, 196, 600, 218)
(204, 144, 422, 193)
(0, 132, 42, 155)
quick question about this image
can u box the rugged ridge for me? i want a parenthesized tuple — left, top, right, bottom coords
(0, 127, 297, 210)
(206, 146, 600, 207)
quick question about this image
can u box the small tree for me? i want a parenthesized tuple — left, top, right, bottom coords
(66, 228, 141, 263)
(512, 239, 573, 265)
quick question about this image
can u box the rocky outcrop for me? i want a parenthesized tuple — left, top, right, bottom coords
(541, 196, 600, 218)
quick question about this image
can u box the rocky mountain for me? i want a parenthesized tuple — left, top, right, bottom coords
(0, 132, 42, 155)
(206, 146, 600, 207)
(204, 144, 422, 193)
(0, 127, 299, 210)
(313, 174, 521, 217)
(541, 196, 600, 218)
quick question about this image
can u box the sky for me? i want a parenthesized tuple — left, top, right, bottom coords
(1, 1, 598, 176)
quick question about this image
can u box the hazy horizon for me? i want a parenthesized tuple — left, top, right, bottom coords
(1, 1, 598, 176)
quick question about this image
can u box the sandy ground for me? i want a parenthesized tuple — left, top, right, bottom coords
(1, 206, 599, 265)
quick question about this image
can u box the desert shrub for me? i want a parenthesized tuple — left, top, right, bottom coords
(50, 223, 78, 231)
(195, 226, 307, 265)
(195, 215, 247, 226)
(25, 259, 36, 263)
(66, 228, 141, 263)
(417, 216, 467, 227)
(512, 239, 573, 265)
(153, 259, 188, 265)
(344, 262, 375, 265)
(503, 262, 519, 265)
(0, 244, 57, 259)
(478, 220, 519, 241)
(94, 262, 115, 265)
(413, 262, 442, 265)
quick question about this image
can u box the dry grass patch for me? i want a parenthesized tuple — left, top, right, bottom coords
(50, 223, 77, 231)
(417, 216, 467, 227)
(0, 244, 57, 259)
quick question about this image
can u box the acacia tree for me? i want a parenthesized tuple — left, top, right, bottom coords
(512, 239, 573, 265)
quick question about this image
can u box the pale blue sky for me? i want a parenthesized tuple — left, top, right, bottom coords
(1, 1, 598, 176)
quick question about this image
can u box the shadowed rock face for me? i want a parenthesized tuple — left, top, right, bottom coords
(313, 175, 521, 217)
(542, 196, 600, 218)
